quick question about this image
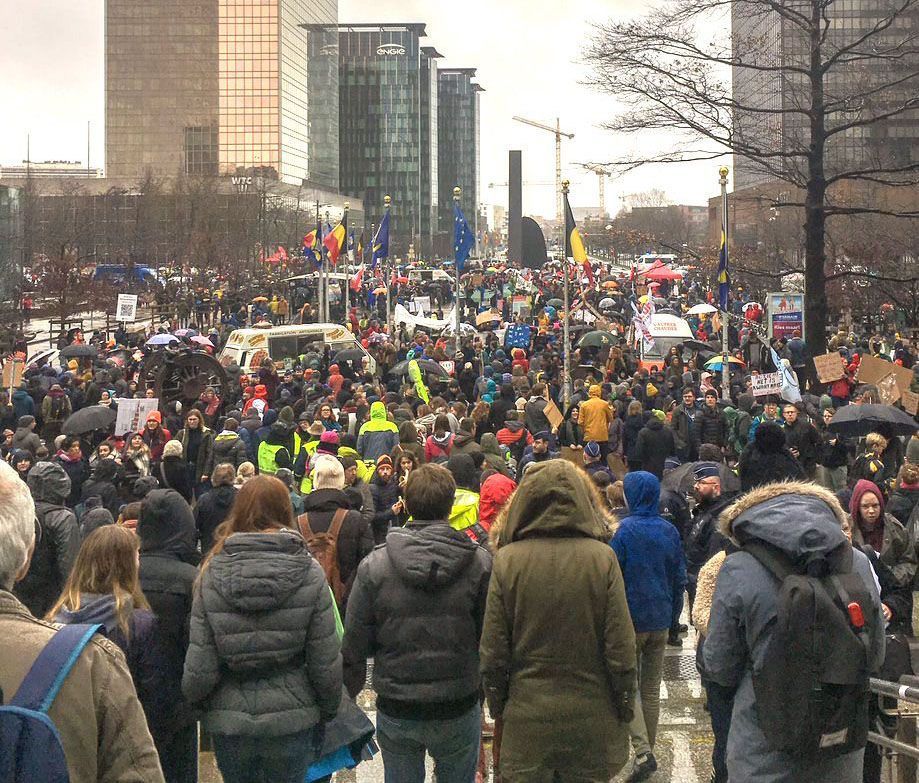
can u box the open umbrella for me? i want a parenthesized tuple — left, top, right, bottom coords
(333, 348, 366, 364)
(686, 303, 718, 316)
(640, 263, 683, 282)
(174, 328, 199, 338)
(827, 404, 918, 438)
(252, 296, 269, 303)
(60, 344, 99, 359)
(602, 280, 620, 289)
(576, 330, 615, 349)
(704, 356, 746, 371)
(547, 298, 563, 308)
(388, 359, 450, 378)
(599, 297, 616, 309)
(441, 322, 477, 337)
(190, 335, 214, 349)
(62, 405, 117, 436)
(661, 461, 741, 494)
(367, 332, 389, 345)
(146, 334, 179, 347)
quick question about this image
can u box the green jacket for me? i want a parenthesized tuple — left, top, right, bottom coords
(480, 460, 636, 782)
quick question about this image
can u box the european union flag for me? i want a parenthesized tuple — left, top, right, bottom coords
(453, 202, 475, 274)
(371, 212, 390, 270)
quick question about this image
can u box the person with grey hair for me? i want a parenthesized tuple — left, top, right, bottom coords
(0, 460, 165, 782)
(298, 454, 373, 612)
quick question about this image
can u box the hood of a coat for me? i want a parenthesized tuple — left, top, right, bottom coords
(719, 480, 848, 560)
(27, 461, 71, 503)
(361, 401, 398, 433)
(302, 487, 350, 512)
(623, 471, 661, 517)
(266, 422, 290, 445)
(385, 523, 477, 589)
(645, 417, 663, 431)
(499, 459, 610, 544)
(138, 488, 198, 560)
(480, 433, 503, 457)
(209, 530, 309, 611)
(215, 431, 241, 444)
(447, 453, 478, 491)
(850, 478, 885, 529)
(398, 420, 419, 443)
(54, 593, 127, 635)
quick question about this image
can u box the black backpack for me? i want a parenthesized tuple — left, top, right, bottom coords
(743, 540, 873, 761)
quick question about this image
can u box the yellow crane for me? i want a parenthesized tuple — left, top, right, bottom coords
(512, 116, 575, 224)
(579, 164, 612, 219)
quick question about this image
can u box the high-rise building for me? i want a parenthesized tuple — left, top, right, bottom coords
(105, 0, 339, 189)
(338, 23, 439, 254)
(437, 68, 483, 250)
(732, 0, 919, 192)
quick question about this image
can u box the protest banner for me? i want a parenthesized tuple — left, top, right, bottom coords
(751, 372, 784, 396)
(813, 353, 845, 383)
(544, 399, 565, 430)
(877, 373, 901, 406)
(115, 398, 159, 436)
(901, 389, 919, 416)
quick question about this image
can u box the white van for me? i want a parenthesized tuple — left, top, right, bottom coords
(633, 314, 694, 373)
(218, 323, 376, 374)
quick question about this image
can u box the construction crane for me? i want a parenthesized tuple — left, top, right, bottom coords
(579, 164, 612, 219)
(512, 116, 575, 224)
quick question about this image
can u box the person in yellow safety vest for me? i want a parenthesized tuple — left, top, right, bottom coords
(446, 454, 481, 533)
(298, 431, 341, 494)
(257, 420, 292, 475)
(293, 416, 324, 459)
(337, 441, 376, 484)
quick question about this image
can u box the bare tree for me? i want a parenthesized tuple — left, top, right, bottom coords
(585, 0, 919, 351)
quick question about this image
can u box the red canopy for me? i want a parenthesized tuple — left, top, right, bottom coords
(639, 261, 683, 282)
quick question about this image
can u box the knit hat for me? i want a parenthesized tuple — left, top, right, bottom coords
(146, 410, 162, 424)
(317, 430, 340, 455)
(584, 441, 601, 459)
(17, 415, 35, 428)
(820, 394, 834, 411)
(376, 454, 393, 469)
(693, 462, 721, 482)
(298, 412, 311, 422)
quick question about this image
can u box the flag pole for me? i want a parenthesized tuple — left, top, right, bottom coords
(453, 186, 462, 353)
(343, 202, 350, 322)
(719, 166, 730, 401)
(384, 194, 393, 341)
(323, 207, 331, 322)
(561, 179, 571, 408)
(315, 199, 324, 322)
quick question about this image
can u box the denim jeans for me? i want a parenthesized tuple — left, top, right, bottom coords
(377, 703, 481, 783)
(213, 729, 315, 783)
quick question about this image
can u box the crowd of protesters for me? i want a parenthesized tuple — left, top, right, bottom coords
(0, 258, 917, 783)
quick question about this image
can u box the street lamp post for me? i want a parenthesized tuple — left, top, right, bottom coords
(453, 186, 462, 352)
(342, 201, 350, 321)
(384, 194, 393, 340)
(323, 207, 331, 322)
(561, 179, 572, 408)
(719, 166, 731, 400)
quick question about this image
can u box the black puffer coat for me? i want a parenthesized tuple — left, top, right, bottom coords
(698, 406, 727, 449)
(182, 530, 342, 736)
(15, 461, 81, 617)
(738, 421, 805, 492)
(342, 520, 492, 716)
(194, 484, 237, 555)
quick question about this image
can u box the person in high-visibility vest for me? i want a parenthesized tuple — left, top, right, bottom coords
(297, 431, 340, 494)
(257, 421, 292, 475)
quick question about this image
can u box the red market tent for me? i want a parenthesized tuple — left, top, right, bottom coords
(639, 261, 683, 282)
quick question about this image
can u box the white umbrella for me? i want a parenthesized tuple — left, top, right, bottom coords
(599, 297, 616, 309)
(686, 303, 717, 315)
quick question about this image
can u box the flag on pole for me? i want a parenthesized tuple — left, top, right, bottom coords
(453, 202, 475, 274)
(357, 231, 365, 259)
(302, 230, 321, 267)
(350, 265, 364, 293)
(563, 191, 594, 285)
(718, 210, 730, 311)
(323, 212, 347, 266)
(371, 212, 390, 270)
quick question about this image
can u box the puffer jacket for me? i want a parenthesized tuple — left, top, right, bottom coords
(343, 519, 492, 716)
(194, 484, 237, 555)
(182, 529, 342, 736)
(212, 430, 249, 468)
(356, 401, 399, 463)
(698, 405, 727, 448)
(15, 461, 81, 617)
(703, 482, 885, 783)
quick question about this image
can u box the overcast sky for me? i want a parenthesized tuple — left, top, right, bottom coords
(0, 0, 722, 218)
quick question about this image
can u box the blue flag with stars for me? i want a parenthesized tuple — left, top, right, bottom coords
(371, 212, 390, 270)
(454, 202, 475, 274)
(717, 209, 730, 311)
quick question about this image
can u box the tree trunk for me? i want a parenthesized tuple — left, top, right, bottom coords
(804, 0, 829, 355)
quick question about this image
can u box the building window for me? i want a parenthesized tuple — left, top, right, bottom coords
(184, 126, 218, 175)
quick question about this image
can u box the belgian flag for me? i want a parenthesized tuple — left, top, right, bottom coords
(564, 192, 594, 285)
(323, 211, 347, 266)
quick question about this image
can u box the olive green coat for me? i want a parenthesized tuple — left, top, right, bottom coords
(480, 460, 637, 783)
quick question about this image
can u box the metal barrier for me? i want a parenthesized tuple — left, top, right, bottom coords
(870, 676, 919, 781)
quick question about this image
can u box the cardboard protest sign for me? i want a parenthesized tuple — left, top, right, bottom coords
(901, 389, 919, 416)
(857, 355, 912, 392)
(877, 373, 901, 406)
(813, 353, 844, 383)
(544, 399, 565, 430)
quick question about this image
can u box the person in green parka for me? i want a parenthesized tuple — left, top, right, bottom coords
(480, 459, 637, 783)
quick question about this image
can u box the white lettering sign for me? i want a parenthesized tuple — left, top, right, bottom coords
(751, 372, 784, 396)
(115, 294, 138, 322)
(376, 44, 406, 56)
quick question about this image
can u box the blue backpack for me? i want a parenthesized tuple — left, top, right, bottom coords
(0, 623, 101, 782)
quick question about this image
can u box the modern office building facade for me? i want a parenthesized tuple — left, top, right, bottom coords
(0, 186, 21, 304)
(338, 23, 440, 254)
(732, 0, 919, 192)
(105, 0, 339, 189)
(437, 68, 483, 250)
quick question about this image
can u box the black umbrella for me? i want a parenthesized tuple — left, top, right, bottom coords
(62, 405, 117, 435)
(827, 404, 918, 438)
(661, 461, 742, 494)
(60, 344, 99, 359)
(388, 358, 450, 378)
(576, 330, 615, 349)
(682, 339, 717, 354)
(332, 348, 366, 364)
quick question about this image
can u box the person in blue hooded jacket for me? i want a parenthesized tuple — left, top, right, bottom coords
(611, 471, 687, 783)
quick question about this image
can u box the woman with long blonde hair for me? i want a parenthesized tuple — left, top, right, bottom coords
(182, 474, 342, 783)
(48, 526, 167, 760)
